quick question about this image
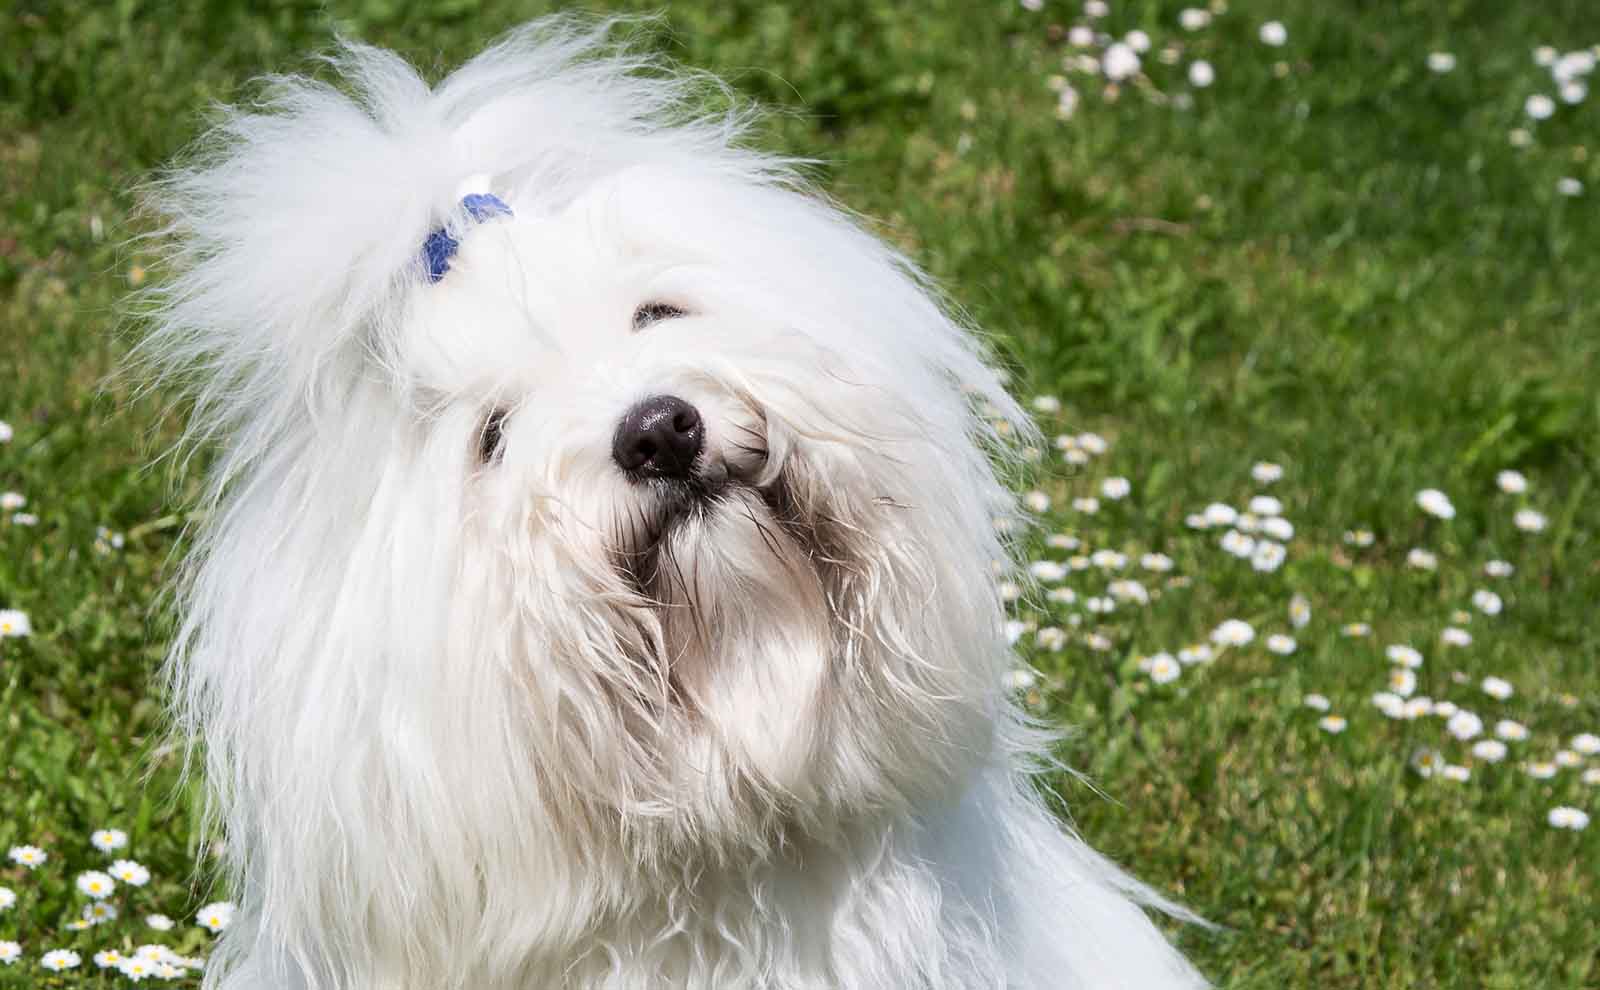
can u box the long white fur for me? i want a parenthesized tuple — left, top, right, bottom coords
(140, 17, 1206, 990)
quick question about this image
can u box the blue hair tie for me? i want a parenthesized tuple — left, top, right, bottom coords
(422, 193, 513, 283)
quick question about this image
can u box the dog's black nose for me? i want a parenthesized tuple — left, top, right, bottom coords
(613, 395, 704, 480)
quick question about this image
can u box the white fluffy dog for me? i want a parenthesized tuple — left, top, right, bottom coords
(140, 19, 1205, 990)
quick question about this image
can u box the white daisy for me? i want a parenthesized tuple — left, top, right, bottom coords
(1410, 748, 1444, 778)
(94, 950, 124, 969)
(1028, 560, 1068, 583)
(1495, 719, 1529, 741)
(1085, 596, 1115, 614)
(7, 845, 45, 868)
(1102, 42, 1142, 81)
(1480, 676, 1514, 700)
(110, 859, 151, 886)
(1067, 554, 1091, 571)
(1495, 469, 1528, 494)
(1484, 559, 1514, 578)
(197, 901, 237, 934)
(1471, 739, 1508, 762)
(1084, 0, 1109, 17)
(1415, 488, 1455, 519)
(0, 492, 23, 512)
(1303, 693, 1331, 711)
(1179, 7, 1211, 30)
(1525, 93, 1556, 119)
(1023, 490, 1051, 513)
(1030, 395, 1061, 414)
(146, 914, 175, 932)
(1260, 516, 1294, 541)
(1547, 806, 1590, 830)
(1177, 644, 1214, 665)
(998, 581, 1022, 603)
(1046, 533, 1081, 550)
(1046, 587, 1078, 605)
(1571, 733, 1600, 755)
(1185, 513, 1211, 529)
(1084, 632, 1114, 652)
(1077, 432, 1108, 455)
(1125, 30, 1152, 53)
(1446, 710, 1484, 740)
(1534, 45, 1558, 67)
(90, 828, 128, 853)
(1003, 620, 1029, 645)
(1557, 176, 1584, 197)
(0, 422, 11, 443)
(1388, 668, 1417, 698)
(1068, 25, 1095, 47)
(1220, 529, 1255, 558)
(76, 871, 115, 900)
(10, 513, 36, 526)
(1259, 20, 1288, 46)
(119, 956, 155, 981)
(1342, 622, 1372, 637)
(1583, 767, 1600, 786)
(1289, 593, 1311, 628)
(1426, 51, 1456, 73)
(1072, 496, 1100, 514)
(1251, 461, 1283, 484)
(1386, 644, 1424, 668)
(1405, 697, 1434, 719)
(1251, 540, 1287, 573)
(1100, 476, 1131, 500)
(1203, 503, 1239, 527)
(1188, 60, 1215, 88)
(0, 611, 31, 638)
(82, 901, 118, 924)
(1038, 627, 1070, 652)
(1554, 749, 1582, 768)
(0, 888, 12, 911)
(1342, 529, 1375, 547)
(1526, 761, 1558, 779)
(1471, 589, 1503, 615)
(1433, 700, 1459, 718)
(1139, 552, 1173, 572)
(1107, 579, 1149, 604)
(1514, 508, 1547, 532)
(1090, 549, 1128, 570)
(1406, 548, 1438, 570)
(1247, 495, 1282, 517)
(1318, 715, 1347, 734)
(1265, 634, 1296, 656)
(1148, 654, 1182, 684)
(1441, 764, 1471, 782)
(40, 949, 81, 972)
(0, 942, 18, 965)
(1210, 619, 1255, 647)
(1441, 627, 1472, 647)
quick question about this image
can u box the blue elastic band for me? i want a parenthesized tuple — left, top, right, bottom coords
(422, 193, 513, 283)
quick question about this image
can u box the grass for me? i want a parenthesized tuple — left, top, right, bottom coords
(1, 0, 1596, 986)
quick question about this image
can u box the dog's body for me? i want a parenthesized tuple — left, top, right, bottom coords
(142, 20, 1204, 990)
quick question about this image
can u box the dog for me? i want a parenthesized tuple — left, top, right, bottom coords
(139, 18, 1206, 990)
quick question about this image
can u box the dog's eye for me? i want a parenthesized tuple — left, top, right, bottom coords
(478, 408, 508, 465)
(632, 301, 687, 330)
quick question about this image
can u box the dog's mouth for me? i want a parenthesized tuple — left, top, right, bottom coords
(611, 463, 799, 602)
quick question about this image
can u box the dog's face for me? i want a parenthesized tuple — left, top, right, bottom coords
(389, 163, 1015, 848)
(148, 35, 1030, 920)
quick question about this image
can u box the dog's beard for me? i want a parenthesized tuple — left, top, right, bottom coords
(601, 421, 843, 819)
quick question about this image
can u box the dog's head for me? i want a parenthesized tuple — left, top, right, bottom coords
(144, 21, 1029, 883)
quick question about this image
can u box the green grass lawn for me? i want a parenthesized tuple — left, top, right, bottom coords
(2, 1, 1596, 986)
